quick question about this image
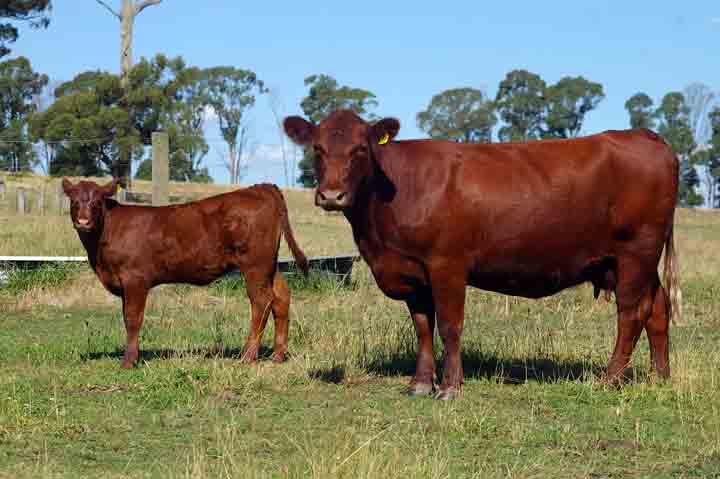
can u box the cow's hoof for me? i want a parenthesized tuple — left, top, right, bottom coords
(120, 360, 135, 369)
(406, 383, 434, 397)
(433, 388, 459, 401)
(270, 351, 287, 363)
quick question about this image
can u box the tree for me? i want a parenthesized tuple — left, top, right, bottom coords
(707, 107, 720, 207)
(494, 69, 546, 142)
(268, 88, 291, 187)
(683, 82, 715, 145)
(625, 93, 655, 130)
(202, 66, 265, 184)
(94, 0, 164, 185)
(416, 87, 496, 143)
(0, 0, 51, 58)
(297, 74, 378, 187)
(30, 55, 212, 181)
(543, 76, 604, 138)
(656, 92, 699, 206)
(0, 56, 48, 171)
(28, 70, 138, 176)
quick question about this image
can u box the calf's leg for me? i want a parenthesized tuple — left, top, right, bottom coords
(269, 271, 290, 363)
(240, 269, 274, 363)
(121, 283, 149, 369)
(406, 292, 436, 396)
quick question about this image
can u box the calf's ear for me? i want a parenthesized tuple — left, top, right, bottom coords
(370, 118, 400, 145)
(101, 177, 119, 197)
(61, 178, 75, 197)
(283, 116, 315, 145)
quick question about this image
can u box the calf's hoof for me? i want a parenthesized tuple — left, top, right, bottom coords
(270, 351, 287, 363)
(120, 360, 135, 369)
(406, 382, 434, 397)
(239, 345, 259, 364)
(433, 388, 459, 401)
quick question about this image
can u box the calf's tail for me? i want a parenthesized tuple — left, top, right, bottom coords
(271, 186, 309, 276)
(663, 222, 681, 323)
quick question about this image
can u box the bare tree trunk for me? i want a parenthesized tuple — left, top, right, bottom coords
(268, 89, 289, 188)
(95, 0, 163, 186)
(228, 143, 237, 184)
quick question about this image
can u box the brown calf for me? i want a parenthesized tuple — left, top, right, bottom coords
(284, 110, 679, 400)
(63, 179, 308, 368)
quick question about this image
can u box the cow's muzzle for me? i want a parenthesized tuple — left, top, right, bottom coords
(315, 189, 349, 210)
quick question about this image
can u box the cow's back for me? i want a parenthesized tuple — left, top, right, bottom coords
(98, 185, 282, 286)
(368, 129, 677, 297)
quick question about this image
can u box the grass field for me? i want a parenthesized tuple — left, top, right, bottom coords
(1, 174, 720, 478)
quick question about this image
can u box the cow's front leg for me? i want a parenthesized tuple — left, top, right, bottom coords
(429, 266, 467, 400)
(121, 282, 149, 368)
(406, 292, 436, 396)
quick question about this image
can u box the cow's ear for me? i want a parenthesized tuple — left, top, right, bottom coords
(370, 117, 400, 145)
(101, 178, 119, 198)
(62, 178, 75, 197)
(284, 116, 315, 145)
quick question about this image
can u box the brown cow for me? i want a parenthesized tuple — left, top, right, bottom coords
(284, 110, 679, 400)
(62, 179, 309, 368)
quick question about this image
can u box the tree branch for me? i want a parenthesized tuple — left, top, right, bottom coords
(134, 0, 163, 15)
(94, 0, 121, 19)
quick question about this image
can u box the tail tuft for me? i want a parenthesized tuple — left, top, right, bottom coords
(663, 223, 681, 323)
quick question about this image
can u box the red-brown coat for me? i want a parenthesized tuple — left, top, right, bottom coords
(62, 179, 308, 368)
(284, 110, 679, 400)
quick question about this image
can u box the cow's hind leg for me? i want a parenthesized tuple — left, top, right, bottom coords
(269, 271, 290, 363)
(240, 269, 274, 363)
(606, 262, 658, 384)
(120, 282, 149, 369)
(406, 291, 436, 396)
(646, 281, 670, 379)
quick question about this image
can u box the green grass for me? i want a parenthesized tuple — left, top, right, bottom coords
(1, 260, 720, 478)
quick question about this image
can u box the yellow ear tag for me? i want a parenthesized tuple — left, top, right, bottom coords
(378, 133, 390, 145)
(116, 184, 123, 193)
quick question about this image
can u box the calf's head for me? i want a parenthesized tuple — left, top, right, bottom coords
(283, 110, 399, 210)
(62, 178, 118, 232)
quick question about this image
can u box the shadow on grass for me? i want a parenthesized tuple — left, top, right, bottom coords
(81, 344, 277, 363)
(362, 349, 638, 385)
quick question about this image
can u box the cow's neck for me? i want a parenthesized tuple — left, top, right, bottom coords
(76, 218, 105, 272)
(344, 161, 395, 261)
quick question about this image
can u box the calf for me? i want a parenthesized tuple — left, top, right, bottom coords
(62, 179, 308, 368)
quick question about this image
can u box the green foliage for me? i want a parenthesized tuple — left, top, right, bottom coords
(202, 66, 266, 184)
(0, 56, 47, 171)
(655, 92, 700, 206)
(31, 54, 226, 182)
(416, 87, 496, 143)
(0, 0, 51, 58)
(624, 93, 655, 130)
(543, 76, 604, 138)
(297, 74, 378, 187)
(494, 69, 547, 142)
(0, 262, 82, 295)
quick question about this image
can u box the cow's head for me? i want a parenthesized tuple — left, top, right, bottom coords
(283, 110, 399, 210)
(62, 178, 118, 232)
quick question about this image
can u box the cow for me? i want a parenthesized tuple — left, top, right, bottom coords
(284, 109, 679, 400)
(62, 179, 309, 368)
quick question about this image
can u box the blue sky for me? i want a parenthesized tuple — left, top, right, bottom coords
(12, 1, 720, 185)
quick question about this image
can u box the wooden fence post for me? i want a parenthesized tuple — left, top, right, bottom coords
(38, 187, 45, 215)
(0, 178, 5, 201)
(17, 187, 26, 215)
(152, 131, 169, 206)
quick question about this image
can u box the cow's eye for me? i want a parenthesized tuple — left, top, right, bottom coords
(350, 146, 368, 157)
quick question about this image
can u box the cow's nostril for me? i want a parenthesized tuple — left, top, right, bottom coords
(337, 192, 346, 202)
(318, 191, 327, 201)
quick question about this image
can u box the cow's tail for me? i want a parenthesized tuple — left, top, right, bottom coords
(270, 185, 309, 277)
(663, 222, 681, 324)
